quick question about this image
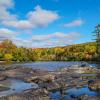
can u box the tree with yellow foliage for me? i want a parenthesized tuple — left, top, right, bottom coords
(4, 54, 13, 61)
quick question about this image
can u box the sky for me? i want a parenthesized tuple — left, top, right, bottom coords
(0, 0, 100, 48)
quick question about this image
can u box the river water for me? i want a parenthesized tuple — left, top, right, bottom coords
(0, 61, 100, 99)
(11, 61, 100, 71)
(0, 78, 38, 97)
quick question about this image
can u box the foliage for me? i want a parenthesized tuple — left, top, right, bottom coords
(0, 39, 98, 62)
(4, 54, 13, 61)
(93, 24, 100, 60)
(0, 24, 100, 62)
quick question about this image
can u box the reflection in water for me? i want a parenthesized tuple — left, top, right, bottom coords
(67, 86, 100, 97)
(0, 79, 38, 97)
(50, 86, 100, 100)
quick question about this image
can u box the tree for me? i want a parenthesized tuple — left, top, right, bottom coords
(4, 54, 13, 61)
(1, 39, 17, 54)
(93, 24, 100, 60)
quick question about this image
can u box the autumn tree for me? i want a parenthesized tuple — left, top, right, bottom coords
(4, 54, 13, 61)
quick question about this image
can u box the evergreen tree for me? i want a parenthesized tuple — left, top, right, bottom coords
(93, 24, 100, 60)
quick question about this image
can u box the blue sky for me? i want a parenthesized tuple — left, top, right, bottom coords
(0, 0, 100, 48)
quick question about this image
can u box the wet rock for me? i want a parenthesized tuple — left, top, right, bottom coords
(0, 88, 50, 100)
(88, 80, 100, 91)
(71, 73, 80, 78)
(0, 94, 50, 100)
(77, 94, 89, 100)
(40, 74, 55, 83)
(27, 73, 55, 84)
(0, 74, 7, 81)
(81, 63, 87, 67)
(77, 94, 100, 100)
(68, 67, 98, 74)
(0, 86, 10, 91)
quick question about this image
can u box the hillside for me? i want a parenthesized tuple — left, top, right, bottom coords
(0, 40, 97, 61)
(33, 42, 97, 61)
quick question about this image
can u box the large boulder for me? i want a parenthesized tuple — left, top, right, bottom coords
(88, 80, 100, 91)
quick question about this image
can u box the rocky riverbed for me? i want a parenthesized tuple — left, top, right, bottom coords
(0, 62, 100, 100)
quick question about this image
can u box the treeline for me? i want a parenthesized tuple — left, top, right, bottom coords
(0, 39, 98, 62)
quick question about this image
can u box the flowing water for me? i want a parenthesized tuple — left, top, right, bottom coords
(0, 61, 100, 99)
(11, 61, 100, 71)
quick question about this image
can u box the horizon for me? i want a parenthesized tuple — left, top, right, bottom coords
(0, 0, 100, 48)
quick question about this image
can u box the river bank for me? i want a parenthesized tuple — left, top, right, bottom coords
(0, 62, 100, 100)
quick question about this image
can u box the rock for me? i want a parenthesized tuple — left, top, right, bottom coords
(77, 94, 100, 100)
(77, 94, 89, 100)
(26, 74, 55, 84)
(69, 67, 98, 74)
(71, 73, 80, 78)
(0, 88, 50, 100)
(0, 94, 50, 100)
(0, 74, 7, 81)
(81, 63, 87, 67)
(41, 74, 55, 83)
(88, 80, 100, 91)
(0, 86, 10, 91)
(71, 64, 80, 68)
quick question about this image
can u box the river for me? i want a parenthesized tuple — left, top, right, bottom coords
(9, 61, 100, 71)
(0, 61, 100, 99)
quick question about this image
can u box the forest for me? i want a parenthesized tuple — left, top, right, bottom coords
(0, 40, 98, 62)
(0, 24, 100, 62)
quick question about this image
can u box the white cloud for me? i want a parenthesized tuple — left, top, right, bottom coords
(0, 0, 14, 7)
(32, 32, 80, 41)
(0, 1, 81, 48)
(12, 38, 33, 48)
(0, 28, 18, 40)
(0, 30, 80, 48)
(0, 0, 16, 21)
(2, 20, 34, 30)
(64, 19, 84, 28)
(1, 4, 59, 30)
(31, 32, 80, 48)
(27, 5, 59, 27)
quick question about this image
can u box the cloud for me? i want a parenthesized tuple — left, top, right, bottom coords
(32, 32, 80, 41)
(0, 29, 80, 48)
(0, 28, 18, 40)
(12, 38, 33, 48)
(0, 0, 16, 21)
(27, 5, 59, 27)
(31, 32, 80, 48)
(0, 0, 14, 7)
(1, 4, 59, 30)
(64, 19, 84, 28)
(0, 1, 81, 48)
(2, 20, 34, 30)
